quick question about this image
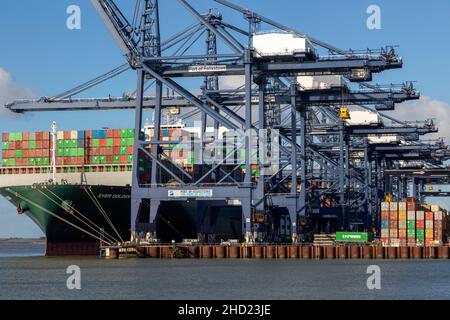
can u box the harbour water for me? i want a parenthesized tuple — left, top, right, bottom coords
(1, 241, 450, 300)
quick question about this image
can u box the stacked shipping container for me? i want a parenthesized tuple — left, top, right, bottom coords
(1, 129, 135, 167)
(1, 132, 50, 167)
(381, 198, 448, 246)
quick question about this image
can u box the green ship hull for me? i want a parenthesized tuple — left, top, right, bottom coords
(0, 184, 242, 256)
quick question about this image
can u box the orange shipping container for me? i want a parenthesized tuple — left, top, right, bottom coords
(426, 212, 434, 220)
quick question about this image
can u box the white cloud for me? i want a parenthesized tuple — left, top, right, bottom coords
(390, 96, 450, 143)
(0, 68, 37, 116)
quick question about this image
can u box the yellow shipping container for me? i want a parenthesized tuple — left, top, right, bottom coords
(431, 205, 440, 212)
(425, 229, 434, 239)
(398, 212, 407, 220)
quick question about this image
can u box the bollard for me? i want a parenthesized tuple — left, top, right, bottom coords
(438, 247, 449, 259)
(227, 246, 239, 259)
(412, 246, 423, 259)
(373, 246, 384, 259)
(254, 246, 263, 259)
(350, 246, 360, 259)
(337, 246, 347, 259)
(265, 246, 275, 259)
(200, 246, 212, 259)
(276, 246, 287, 259)
(387, 247, 397, 259)
(399, 247, 409, 259)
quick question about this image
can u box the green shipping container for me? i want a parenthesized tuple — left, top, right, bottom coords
(106, 138, 113, 147)
(120, 147, 128, 155)
(29, 158, 36, 166)
(120, 130, 127, 138)
(2, 142, 9, 150)
(8, 133, 15, 142)
(2, 159, 7, 167)
(93, 156, 100, 164)
(120, 138, 127, 146)
(92, 139, 100, 147)
(8, 159, 16, 166)
(29, 141, 36, 149)
(77, 148, 85, 157)
(35, 158, 43, 165)
(15, 150, 23, 158)
(127, 155, 133, 163)
(70, 140, 78, 148)
(70, 149, 78, 157)
(336, 232, 369, 243)
(113, 155, 121, 163)
(57, 149, 64, 157)
(64, 140, 71, 147)
(407, 220, 416, 229)
(416, 230, 425, 240)
(57, 140, 64, 148)
(127, 138, 134, 146)
(407, 229, 416, 238)
(64, 148, 71, 157)
(29, 132, 36, 140)
(42, 158, 50, 165)
(127, 129, 135, 138)
(100, 156, 107, 164)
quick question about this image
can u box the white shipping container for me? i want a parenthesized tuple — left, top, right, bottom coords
(70, 130, 78, 139)
(253, 32, 315, 57)
(407, 211, 416, 220)
(381, 202, 390, 211)
(426, 220, 434, 229)
(416, 211, 425, 220)
(345, 111, 381, 127)
(368, 134, 398, 145)
(381, 229, 389, 237)
(297, 75, 347, 90)
(398, 221, 407, 229)
(57, 131, 64, 140)
(435, 211, 443, 220)
(399, 202, 407, 211)
(390, 202, 398, 211)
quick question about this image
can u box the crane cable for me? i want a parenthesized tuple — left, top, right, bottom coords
(6, 189, 109, 244)
(83, 186, 124, 243)
(37, 188, 119, 244)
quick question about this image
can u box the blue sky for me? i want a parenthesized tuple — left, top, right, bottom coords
(0, 0, 450, 237)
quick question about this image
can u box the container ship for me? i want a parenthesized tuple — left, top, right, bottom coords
(0, 120, 244, 256)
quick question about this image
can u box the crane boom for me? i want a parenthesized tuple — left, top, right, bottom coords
(91, 0, 139, 65)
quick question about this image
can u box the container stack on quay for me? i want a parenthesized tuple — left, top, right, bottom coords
(381, 198, 449, 247)
(1, 132, 51, 167)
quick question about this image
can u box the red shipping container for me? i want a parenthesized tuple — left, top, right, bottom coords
(28, 150, 36, 158)
(381, 211, 389, 220)
(92, 148, 99, 156)
(390, 220, 398, 229)
(22, 158, 29, 166)
(99, 148, 107, 155)
(120, 155, 128, 163)
(127, 146, 133, 155)
(106, 155, 113, 163)
(99, 139, 107, 148)
(2, 133, 8, 141)
(113, 130, 121, 138)
(113, 138, 121, 147)
(107, 130, 114, 138)
(23, 132, 29, 141)
(56, 158, 64, 165)
(426, 212, 434, 220)
(416, 220, 425, 229)
(64, 131, 70, 140)
(23, 150, 29, 158)
(399, 230, 407, 239)
(85, 130, 93, 139)
(106, 148, 113, 156)
(36, 141, 43, 149)
(389, 212, 398, 220)
(42, 141, 50, 149)
(113, 147, 121, 154)
(77, 157, 84, 165)
(41, 132, 50, 141)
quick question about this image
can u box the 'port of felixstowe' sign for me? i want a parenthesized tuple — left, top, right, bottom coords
(335, 232, 369, 243)
(168, 189, 213, 198)
(188, 65, 227, 73)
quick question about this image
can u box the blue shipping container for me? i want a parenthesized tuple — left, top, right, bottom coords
(381, 220, 389, 229)
(77, 131, 85, 139)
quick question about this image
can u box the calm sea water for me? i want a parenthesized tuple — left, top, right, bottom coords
(1, 241, 450, 300)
